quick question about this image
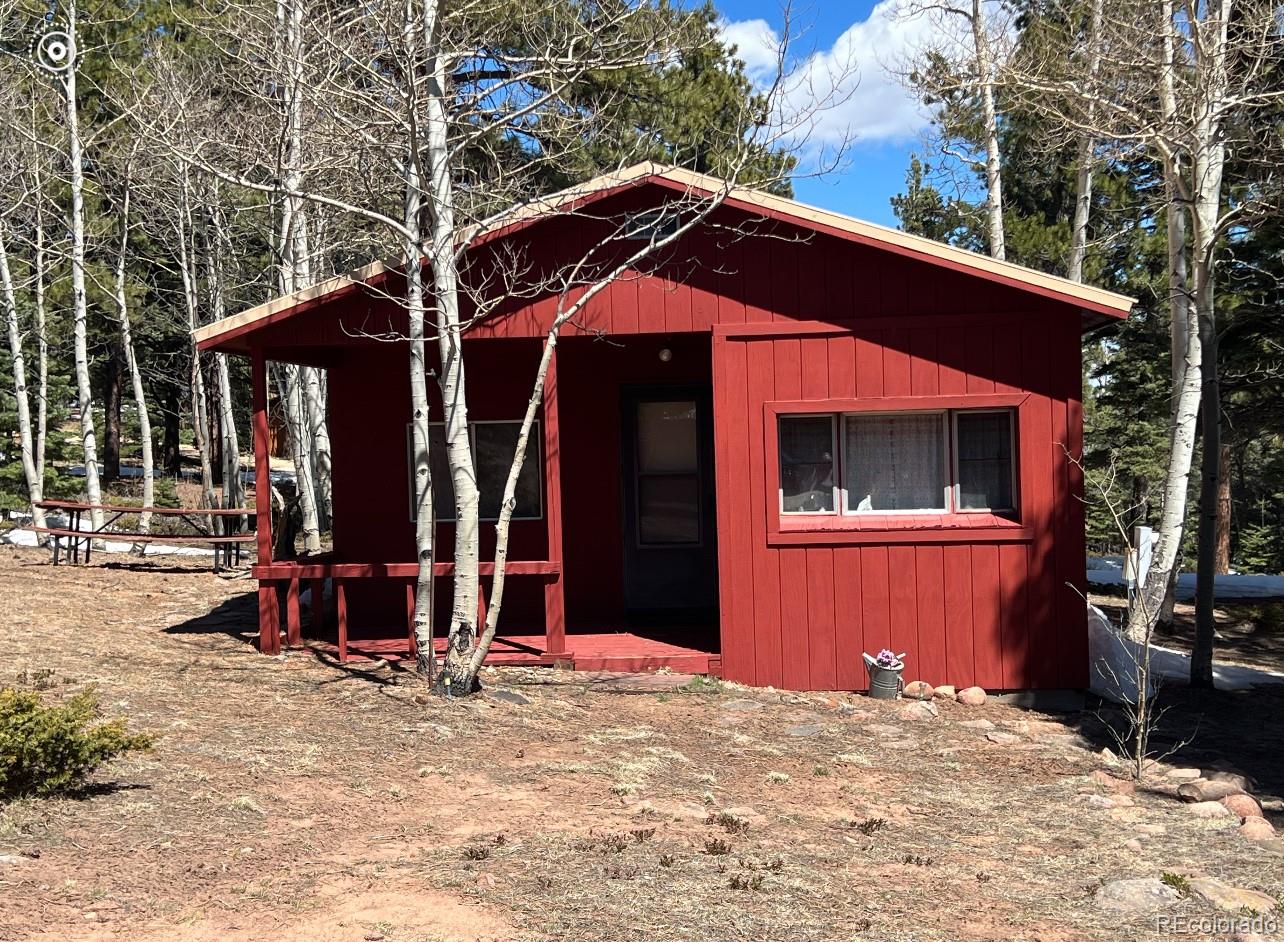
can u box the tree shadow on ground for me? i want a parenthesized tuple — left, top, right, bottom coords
(164, 591, 423, 688)
(62, 781, 153, 801)
(1058, 683, 1284, 805)
(165, 591, 260, 645)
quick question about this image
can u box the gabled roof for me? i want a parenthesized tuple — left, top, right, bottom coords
(194, 162, 1133, 351)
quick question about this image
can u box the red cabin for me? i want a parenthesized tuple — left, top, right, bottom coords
(196, 164, 1132, 691)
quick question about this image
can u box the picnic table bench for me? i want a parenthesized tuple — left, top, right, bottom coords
(30, 499, 255, 572)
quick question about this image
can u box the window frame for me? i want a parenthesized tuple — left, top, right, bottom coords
(764, 394, 1030, 545)
(406, 419, 544, 524)
(951, 408, 1018, 515)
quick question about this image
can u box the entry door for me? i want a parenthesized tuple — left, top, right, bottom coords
(621, 387, 718, 619)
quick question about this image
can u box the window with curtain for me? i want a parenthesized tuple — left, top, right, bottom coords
(408, 421, 542, 523)
(778, 408, 1017, 516)
(844, 413, 947, 511)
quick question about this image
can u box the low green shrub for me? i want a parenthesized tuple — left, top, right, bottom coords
(0, 687, 154, 799)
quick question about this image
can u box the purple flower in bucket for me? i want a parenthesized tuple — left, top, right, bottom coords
(874, 649, 905, 669)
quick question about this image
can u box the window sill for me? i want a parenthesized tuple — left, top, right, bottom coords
(768, 513, 1030, 546)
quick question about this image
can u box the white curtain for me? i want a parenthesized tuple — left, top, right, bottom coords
(844, 414, 945, 511)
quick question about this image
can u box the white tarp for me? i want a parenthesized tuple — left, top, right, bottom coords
(1087, 603, 1284, 703)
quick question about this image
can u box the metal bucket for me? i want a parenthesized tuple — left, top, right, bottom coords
(862, 654, 904, 700)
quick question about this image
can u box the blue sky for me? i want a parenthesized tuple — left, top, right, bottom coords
(715, 0, 931, 227)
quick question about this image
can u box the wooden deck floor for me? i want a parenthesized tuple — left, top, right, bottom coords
(307, 632, 721, 676)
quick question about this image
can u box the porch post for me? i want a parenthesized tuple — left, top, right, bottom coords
(251, 348, 279, 655)
(543, 344, 567, 657)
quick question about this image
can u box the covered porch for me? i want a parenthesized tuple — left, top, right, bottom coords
(244, 329, 721, 675)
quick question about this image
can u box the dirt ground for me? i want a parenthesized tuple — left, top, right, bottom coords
(1, 546, 1282, 942)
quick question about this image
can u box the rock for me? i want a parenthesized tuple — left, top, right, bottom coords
(957, 686, 987, 706)
(1188, 878, 1278, 914)
(1221, 794, 1264, 819)
(1124, 838, 1143, 852)
(1094, 878, 1181, 913)
(985, 731, 1021, 745)
(866, 723, 904, 737)
(1179, 779, 1245, 803)
(959, 719, 997, 731)
(1165, 767, 1203, 782)
(487, 689, 530, 706)
(785, 723, 825, 737)
(898, 701, 939, 721)
(1135, 823, 1167, 835)
(0, 854, 26, 867)
(903, 680, 935, 700)
(1205, 769, 1256, 793)
(722, 699, 764, 712)
(1239, 817, 1276, 842)
(933, 684, 957, 700)
(1187, 800, 1234, 819)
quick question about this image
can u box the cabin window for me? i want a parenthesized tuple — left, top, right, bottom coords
(622, 208, 681, 242)
(953, 410, 1015, 512)
(407, 421, 542, 523)
(778, 414, 837, 513)
(778, 408, 1016, 516)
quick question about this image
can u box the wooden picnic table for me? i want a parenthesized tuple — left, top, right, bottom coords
(31, 500, 255, 572)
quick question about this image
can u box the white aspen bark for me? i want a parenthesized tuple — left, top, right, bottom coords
(1156, 4, 1188, 631)
(272, 0, 324, 547)
(403, 150, 437, 679)
(1067, 0, 1104, 283)
(971, 0, 1005, 261)
(302, 365, 331, 530)
(113, 187, 154, 538)
(33, 191, 48, 486)
(1189, 0, 1231, 688)
(275, 364, 322, 553)
(205, 189, 245, 519)
(63, 0, 104, 530)
(0, 224, 46, 532)
(414, 0, 481, 690)
(216, 357, 242, 512)
(177, 179, 219, 526)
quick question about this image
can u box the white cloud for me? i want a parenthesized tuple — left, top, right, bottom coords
(720, 0, 936, 154)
